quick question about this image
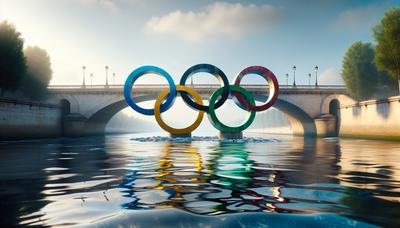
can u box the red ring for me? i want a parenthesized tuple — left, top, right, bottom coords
(233, 66, 279, 112)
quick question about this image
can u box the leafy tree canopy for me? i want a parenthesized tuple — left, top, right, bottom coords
(341, 41, 379, 100)
(373, 7, 400, 92)
(21, 46, 52, 99)
(0, 21, 26, 95)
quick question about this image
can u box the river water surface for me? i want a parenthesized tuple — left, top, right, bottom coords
(0, 133, 399, 227)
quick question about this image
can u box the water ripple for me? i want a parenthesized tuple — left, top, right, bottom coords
(0, 134, 398, 227)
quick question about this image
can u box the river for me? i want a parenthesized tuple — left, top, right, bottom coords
(0, 133, 399, 227)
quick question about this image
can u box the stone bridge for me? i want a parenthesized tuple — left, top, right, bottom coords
(46, 84, 352, 137)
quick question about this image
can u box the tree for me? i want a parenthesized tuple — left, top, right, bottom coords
(341, 41, 379, 100)
(377, 70, 398, 96)
(0, 21, 26, 96)
(21, 46, 52, 99)
(373, 7, 400, 93)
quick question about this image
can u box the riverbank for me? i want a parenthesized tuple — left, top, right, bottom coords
(339, 95, 400, 141)
(0, 97, 61, 139)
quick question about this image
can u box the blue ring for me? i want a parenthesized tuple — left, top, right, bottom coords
(124, 66, 176, 115)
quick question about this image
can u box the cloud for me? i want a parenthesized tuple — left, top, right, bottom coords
(318, 68, 343, 85)
(76, 0, 118, 12)
(335, 5, 383, 33)
(145, 2, 281, 43)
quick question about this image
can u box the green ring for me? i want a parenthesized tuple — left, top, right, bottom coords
(208, 85, 256, 133)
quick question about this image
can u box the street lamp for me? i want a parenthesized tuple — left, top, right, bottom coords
(82, 66, 86, 88)
(105, 66, 109, 87)
(90, 73, 93, 87)
(308, 73, 311, 86)
(315, 65, 319, 87)
(113, 72, 116, 86)
(292, 66, 296, 87)
(285, 73, 289, 86)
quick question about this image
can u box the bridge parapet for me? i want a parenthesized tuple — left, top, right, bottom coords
(48, 84, 346, 95)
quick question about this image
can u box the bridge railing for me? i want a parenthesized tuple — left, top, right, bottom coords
(0, 97, 59, 108)
(48, 84, 346, 90)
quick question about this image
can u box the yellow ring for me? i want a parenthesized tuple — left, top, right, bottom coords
(154, 85, 204, 135)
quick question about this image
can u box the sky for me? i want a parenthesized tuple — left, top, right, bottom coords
(1, 0, 399, 87)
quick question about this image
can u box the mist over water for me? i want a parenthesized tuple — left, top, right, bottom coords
(0, 133, 399, 227)
(107, 107, 292, 134)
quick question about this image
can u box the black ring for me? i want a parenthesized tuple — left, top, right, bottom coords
(179, 64, 230, 112)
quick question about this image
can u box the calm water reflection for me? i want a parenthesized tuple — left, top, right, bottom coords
(0, 133, 399, 227)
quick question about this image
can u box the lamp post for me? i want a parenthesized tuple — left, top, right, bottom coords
(105, 66, 109, 87)
(113, 72, 116, 86)
(90, 73, 93, 87)
(82, 66, 86, 88)
(315, 65, 319, 87)
(308, 73, 311, 86)
(285, 73, 289, 86)
(292, 66, 296, 87)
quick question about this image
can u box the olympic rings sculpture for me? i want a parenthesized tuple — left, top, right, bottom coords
(124, 64, 279, 135)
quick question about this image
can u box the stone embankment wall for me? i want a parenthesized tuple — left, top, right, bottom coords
(0, 97, 61, 140)
(339, 95, 400, 140)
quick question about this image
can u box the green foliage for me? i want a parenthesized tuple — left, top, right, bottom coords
(21, 46, 52, 99)
(0, 21, 26, 95)
(341, 41, 379, 100)
(378, 70, 398, 93)
(373, 7, 400, 90)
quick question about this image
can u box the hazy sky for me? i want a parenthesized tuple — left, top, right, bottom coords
(1, 0, 399, 86)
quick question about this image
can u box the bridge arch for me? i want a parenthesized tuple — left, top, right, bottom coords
(54, 94, 81, 113)
(84, 94, 317, 136)
(253, 95, 316, 136)
(329, 99, 340, 137)
(84, 95, 153, 135)
(60, 99, 71, 116)
(320, 94, 355, 114)
(60, 99, 71, 135)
